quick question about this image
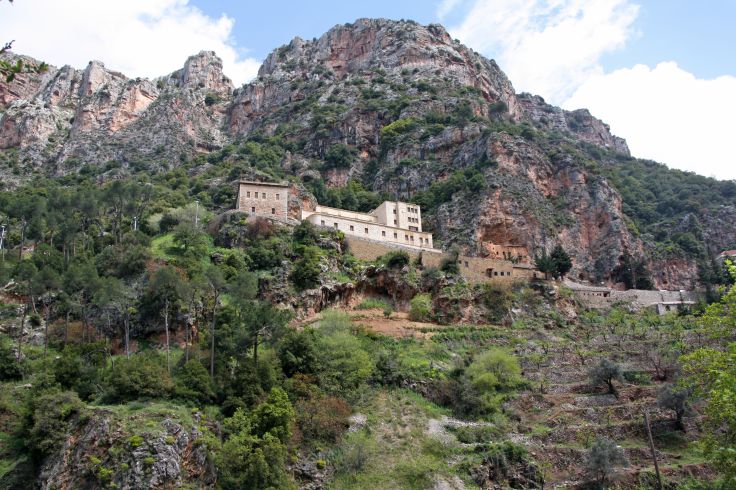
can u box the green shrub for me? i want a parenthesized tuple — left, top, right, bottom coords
(355, 298, 391, 310)
(27, 390, 85, 458)
(409, 293, 432, 321)
(128, 435, 144, 448)
(290, 247, 322, 290)
(381, 250, 410, 269)
(103, 352, 174, 403)
(174, 359, 216, 404)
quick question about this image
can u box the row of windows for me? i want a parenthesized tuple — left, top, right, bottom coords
(245, 191, 281, 200)
(320, 220, 429, 245)
(251, 206, 277, 215)
(407, 207, 419, 214)
(408, 217, 419, 223)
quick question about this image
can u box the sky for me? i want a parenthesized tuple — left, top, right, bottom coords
(1, 0, 734, 180)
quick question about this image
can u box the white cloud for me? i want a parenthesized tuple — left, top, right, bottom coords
(565, 62, 736, 180)
(437, 0, 465, 20)
(444, 0, 735, 180)
(448, 0, 639, 103)
(0, 0, 260, 85)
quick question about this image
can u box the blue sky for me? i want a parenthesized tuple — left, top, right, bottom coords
(189, 0, 736, 83)
(2, 0, 735, 179)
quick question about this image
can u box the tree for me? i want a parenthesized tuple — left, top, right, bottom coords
(585, 436, 628, 486)
(681, 261, 736, 480)
(205, 265, 227, 376)
(146, 267, 186, 373)
(33, 266, 60, 356)
(589, 359, 624, 397)
(657, 384, 692, 431)
(535, 245, 572, 280)
(534, 250, 555, 280)
(93, 277, 135, 357)
(290, 247, 322, 290)
(549, 244, 572, 279)
(13, 259, 37, 364)
(217, 388, 294, 490)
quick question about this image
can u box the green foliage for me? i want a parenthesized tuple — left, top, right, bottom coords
(380, 117, 418, 147)
(412, 167, 487, 213)
(603, 159, 736, 260)
(585, 436, 628, 486)
(103, 352, 174, 403)
(588, 359, 624, 397)
(314, 312, 373, 393)
(290, 246, 322, 290)
(479, 282, 513, 324)
(535, 244, 573, 280)
(292, 220, 319, 246)
(278, 329, 318, 378)
(409, 293, 432, 321)
(356, 298, 391, 310)
(216, 388, 295, 490)
(174, 359, 216, 404)
(27, 390, 85, 458)
(0, 335, 21, 380)
(682, 270, 736, 481)
(381, 250, 410, 269)
(324, 144, 357, 169)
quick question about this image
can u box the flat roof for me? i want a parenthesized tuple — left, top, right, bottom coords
(238, 180, 289, 188)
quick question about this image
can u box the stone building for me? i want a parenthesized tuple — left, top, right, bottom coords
(301, 201, 434, 250)
(235, 181, 289, 218)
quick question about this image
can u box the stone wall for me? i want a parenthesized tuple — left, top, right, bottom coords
(236, 182, 288, 218)
(567, 281, 702, 313)
(345, 236, 532, 284)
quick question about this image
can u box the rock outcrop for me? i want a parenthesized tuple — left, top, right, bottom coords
(1, 18, 733, 288)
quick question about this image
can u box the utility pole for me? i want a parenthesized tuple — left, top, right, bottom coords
(132, 216, 138, 232)
(643, 411, 663, 490)
(194, 200, 200, 229)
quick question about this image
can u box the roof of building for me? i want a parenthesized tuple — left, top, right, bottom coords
(719, 250, 736, 256)
(238, 180, 289, 188)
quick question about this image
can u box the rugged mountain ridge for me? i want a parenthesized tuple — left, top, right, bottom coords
(2, 18, 734, 289)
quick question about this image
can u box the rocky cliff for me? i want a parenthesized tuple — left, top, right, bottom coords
(1, 19, 734, 289)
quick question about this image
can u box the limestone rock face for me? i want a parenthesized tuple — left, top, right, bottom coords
(0, 51, 232, 172)
(1, 18, 732, 288)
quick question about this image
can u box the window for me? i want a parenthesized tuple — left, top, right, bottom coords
(393, 232, 397, 239)
(251, 206, 256, 213)
(271, 208, 275, 215)
(464, 261, 469, 268)
(262, 193, 267, 200)
(334, 223, 338, 229)
(321, 220, 325, 226)
(364, 228, 368, 234)
(276, 193, 280, 200)
(393, 208, 396, 214)
(410, 236, 414, 241)
(494, 271, 498, 276)
(247, 191, 251, 197)
(394, 219, 397, 225)
(349, 225, 354, 231)
(405, 234, 409, 240)
(382, 231, 386, 237)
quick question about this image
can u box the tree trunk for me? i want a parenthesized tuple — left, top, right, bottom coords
(210, 297, 218, 377)
(253, 331, 259, 366)
(17, 303, 27, 366)
(18, 223, 25, 260)
(124, 316, 130, 358)
(64, 310, 70, 346)
(43, 302, 50, 357)
(164, 299, 171, 374)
